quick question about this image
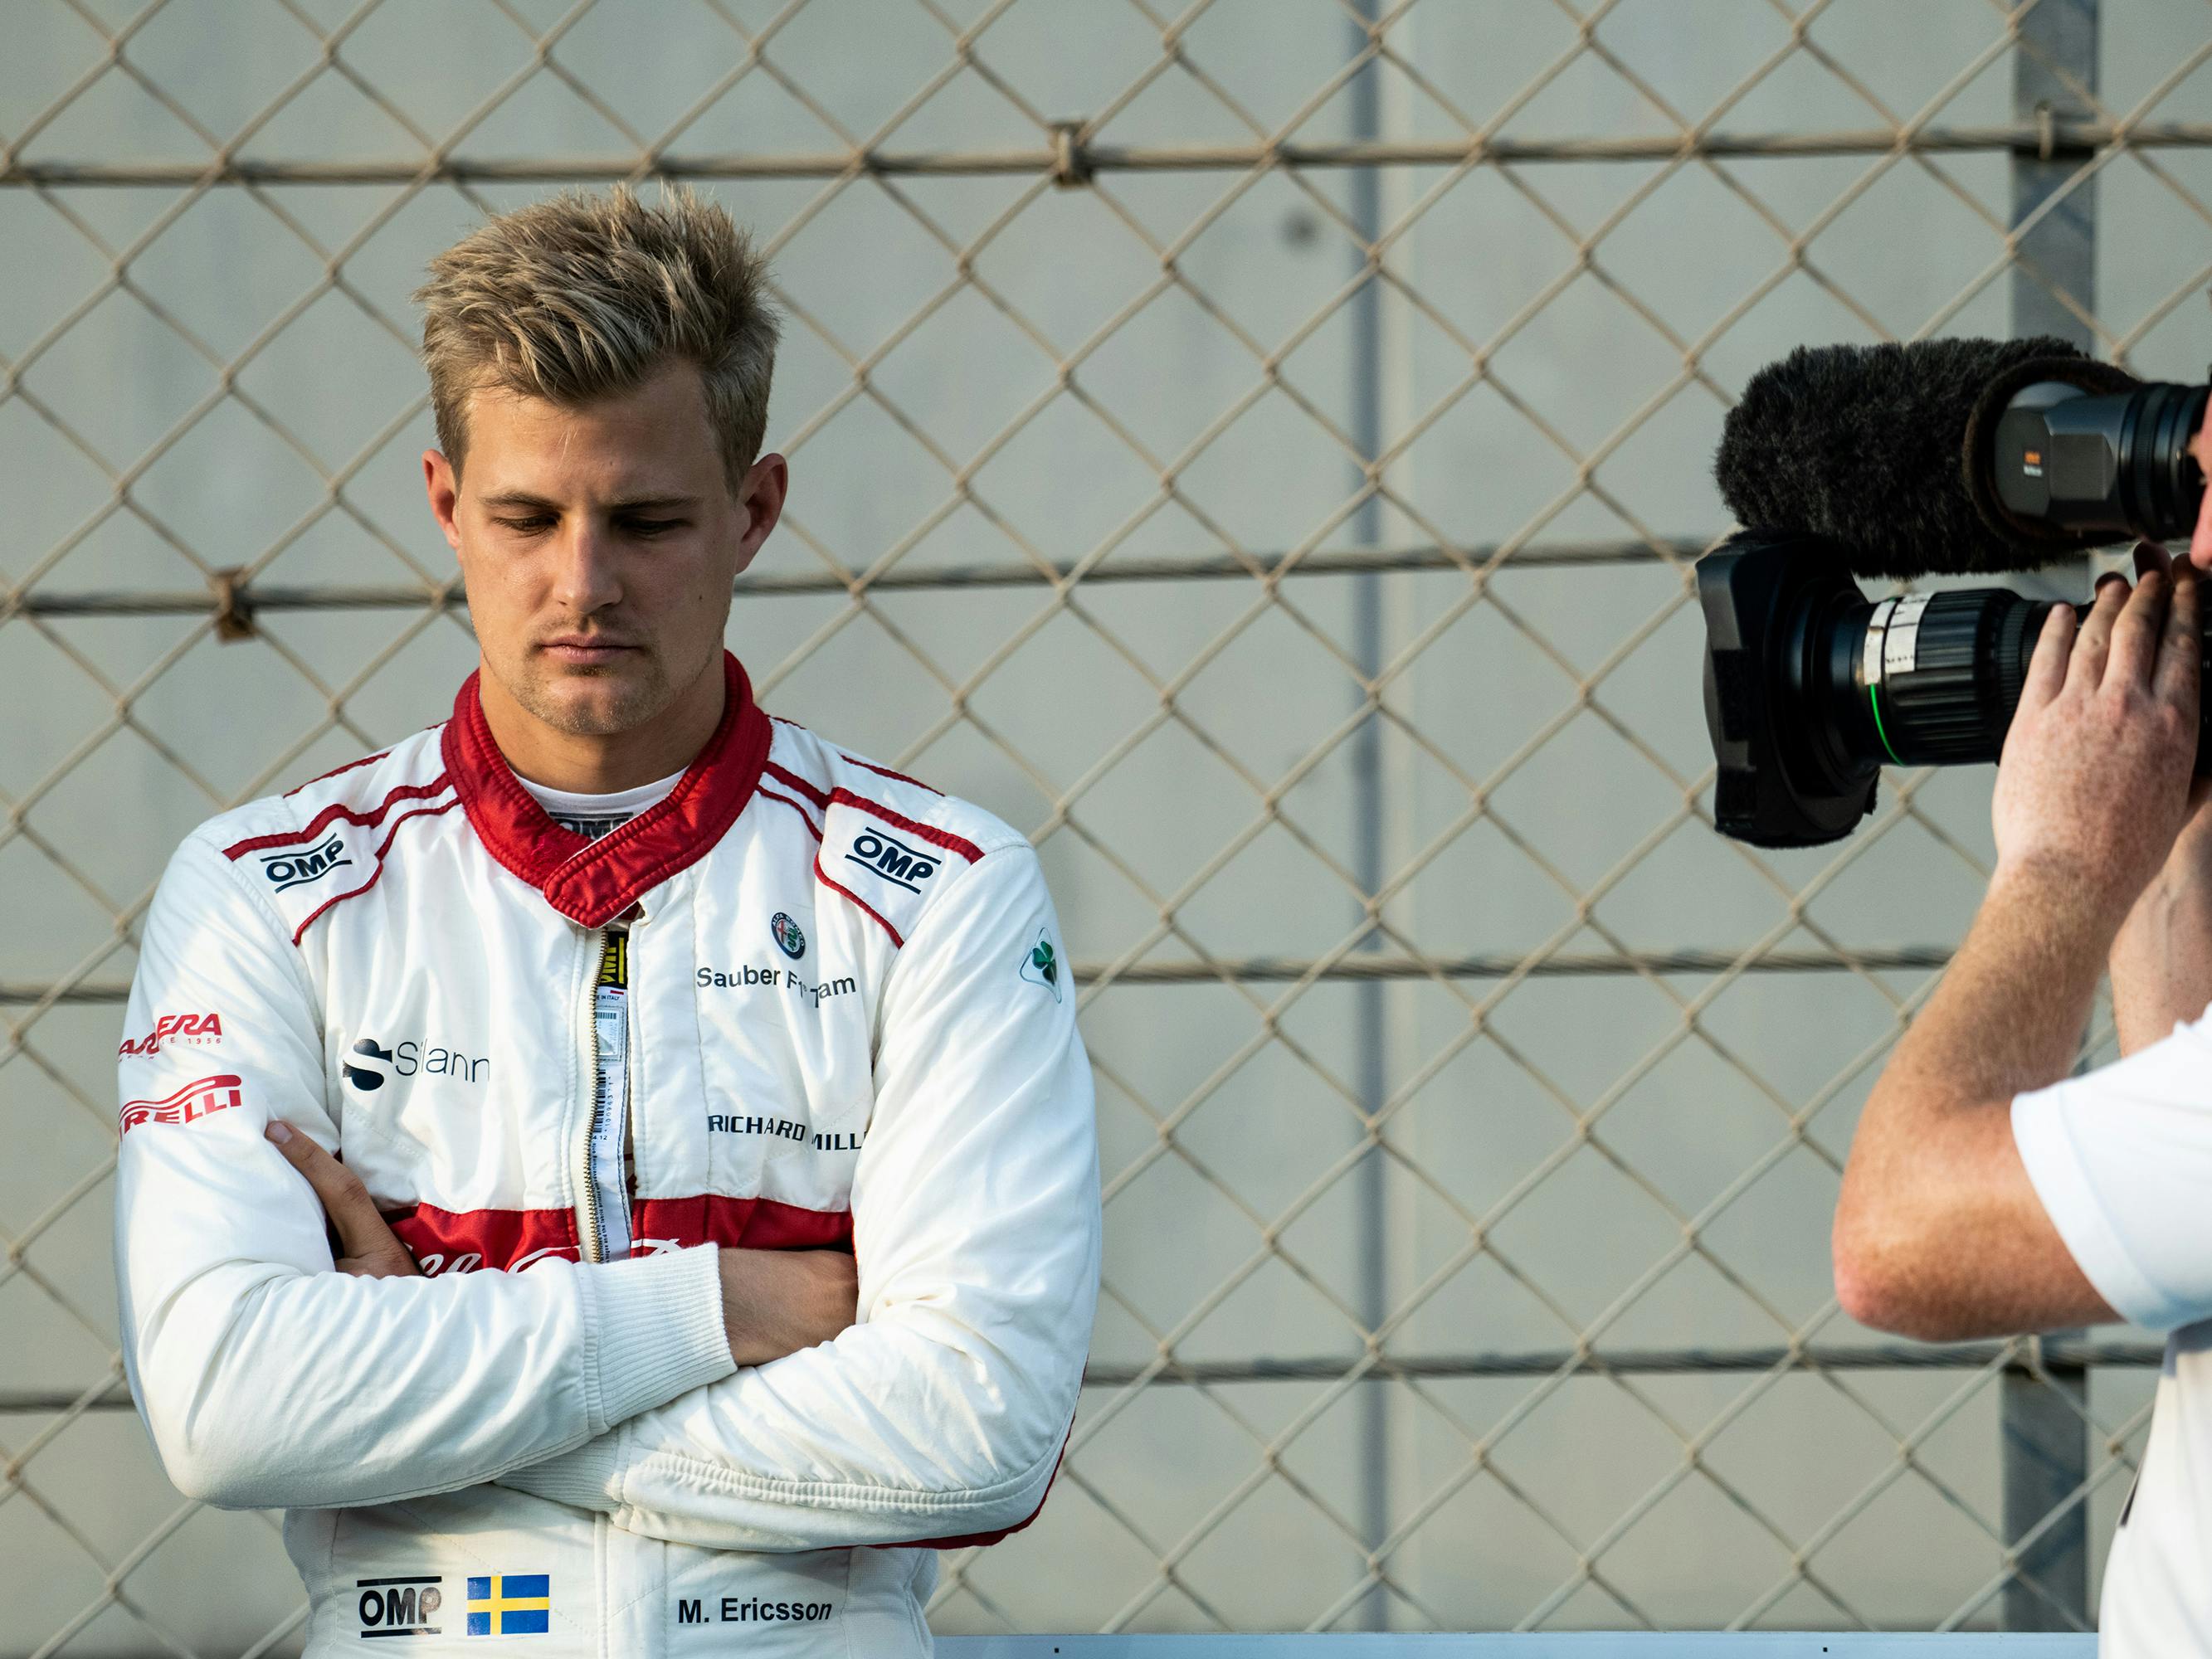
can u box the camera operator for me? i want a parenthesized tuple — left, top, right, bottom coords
(1833, 411, 2212, 1649)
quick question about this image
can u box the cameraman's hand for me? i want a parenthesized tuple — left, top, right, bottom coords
(1990, 558, 2199, 937)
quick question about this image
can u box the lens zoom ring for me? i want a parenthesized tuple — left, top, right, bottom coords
(1880, 591, 2008, 766)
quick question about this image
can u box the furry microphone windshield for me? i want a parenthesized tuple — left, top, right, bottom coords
(1714, 336, 2136, 579)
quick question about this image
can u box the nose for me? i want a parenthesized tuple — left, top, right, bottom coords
(552, 518, 623, 617)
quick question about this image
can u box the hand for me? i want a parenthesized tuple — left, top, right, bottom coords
(718, 1248, 858, 1368)
(266, 1119, 421, 1278)
(2107, 544, 2212, 1046)
(1990, 557, 2200, 935)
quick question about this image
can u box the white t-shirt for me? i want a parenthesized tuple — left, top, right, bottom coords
(515, 767, 685, 1261)
(519, 768, 685, 843)
(2014, 1013, 2212, 1653)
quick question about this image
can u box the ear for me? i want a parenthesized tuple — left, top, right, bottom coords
(729, 453, 788, 579)
(424, 450, 463, 555)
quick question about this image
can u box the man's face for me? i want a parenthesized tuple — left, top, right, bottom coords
(426, 361, 784, 741)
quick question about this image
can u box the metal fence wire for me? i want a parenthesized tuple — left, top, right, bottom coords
(5, 0, 2212, 1651)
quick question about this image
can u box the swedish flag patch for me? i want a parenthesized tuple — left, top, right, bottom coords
(465, 1574, 550, 1636)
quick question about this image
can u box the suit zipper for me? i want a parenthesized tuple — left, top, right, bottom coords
(607, 914, 642, 1254)
(574, 926, 606, 1264)
(621, 946, 641, 1228)
(576, 914, 645, 1265)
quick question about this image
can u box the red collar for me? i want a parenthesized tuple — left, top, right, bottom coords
(442, 652, 772, 927)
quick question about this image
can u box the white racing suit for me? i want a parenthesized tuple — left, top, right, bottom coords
(113, 654, 1100, 1655)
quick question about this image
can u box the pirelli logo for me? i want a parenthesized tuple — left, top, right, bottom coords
(119, 1074, 243, 1136)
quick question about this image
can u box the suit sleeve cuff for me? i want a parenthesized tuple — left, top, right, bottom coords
(577, 1245, 733, 1433)
(502, 1424, 628, 1512)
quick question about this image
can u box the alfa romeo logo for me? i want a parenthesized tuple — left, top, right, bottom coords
(771, 911, 806, 960)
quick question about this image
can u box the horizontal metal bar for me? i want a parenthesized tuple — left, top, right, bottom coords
(2, 119, 2200, 188)
(0, 1338, 2159, 1413)
(1085, 1337, 2163, 1389)
(942, 1637, 2098, 1655)
(0, 540, 1707, 621)
(0, 1638, 2108, 1657)
(1089, 946, 1955, 985)
(0, 949, 1950, 1008)
(0, 983, 129, 1003)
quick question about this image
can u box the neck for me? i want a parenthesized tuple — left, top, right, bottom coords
(479, 654, 728, 795)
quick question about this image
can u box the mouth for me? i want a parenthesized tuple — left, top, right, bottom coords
(538, 637, 641, 668)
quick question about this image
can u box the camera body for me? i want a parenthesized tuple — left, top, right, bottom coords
(1702, 535, 1875, 849)
(1701, 359, 2211, 849)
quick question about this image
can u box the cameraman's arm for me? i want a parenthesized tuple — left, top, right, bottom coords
(1834, 568, 2197, 1340)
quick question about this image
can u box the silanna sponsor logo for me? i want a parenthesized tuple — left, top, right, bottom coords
(677, 1595, 835, 1627)
(355, 1575, 442, 1638)
(697, 964, 857, 1010)
(257, 834, 352, 893)
(117, 1011, 224, 1058)
(119, 1074, 243, 1136)
(343, 1037, 490, 1092)
(845, 828, 938, 893)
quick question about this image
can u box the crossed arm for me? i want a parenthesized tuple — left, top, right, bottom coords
(265, 1118, 859, 1368)
(116, 834, 1099, 1549)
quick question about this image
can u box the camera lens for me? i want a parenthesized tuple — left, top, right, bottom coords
(1699, 535, 2212, 848)
(2122, 382, 2211, 542)
(1849, 588, 2042, 768)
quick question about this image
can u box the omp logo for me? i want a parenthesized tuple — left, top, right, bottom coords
(258, 834, 352, 893)
(117, 1011, 223, 1058)
(343, 1038, 490, 1092)
(845, 828, 938, 893)
(356, 1576, 442, 1638)
(119, 1074, 242, 1135)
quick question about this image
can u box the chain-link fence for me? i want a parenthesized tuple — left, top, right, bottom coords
(7, 0, 2212, 1651)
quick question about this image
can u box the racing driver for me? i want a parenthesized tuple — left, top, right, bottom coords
(112, 187, 1101, 1655)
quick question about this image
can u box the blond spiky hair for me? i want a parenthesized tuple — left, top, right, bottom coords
(417, 187, 779, 490)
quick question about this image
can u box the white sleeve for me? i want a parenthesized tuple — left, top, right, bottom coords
(500, 844, 1102, 1550)
(114, 832, 734, 1512)
(2012, 1012, 2212, 1332)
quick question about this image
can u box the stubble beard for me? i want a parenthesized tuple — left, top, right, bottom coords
(509, 654, 673, 737)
